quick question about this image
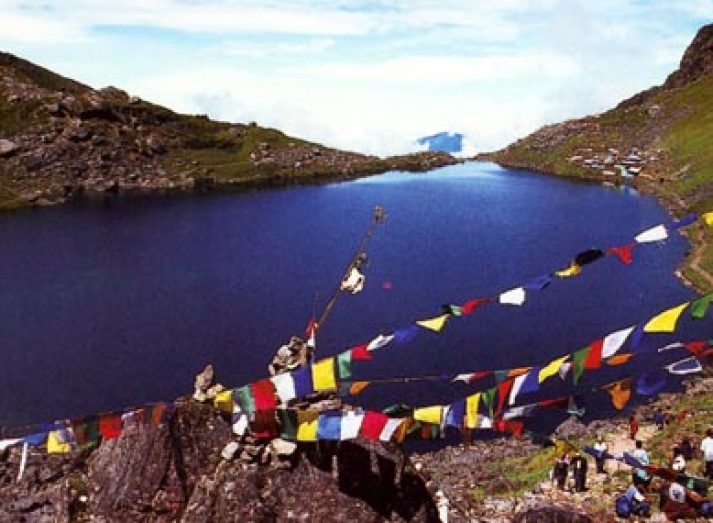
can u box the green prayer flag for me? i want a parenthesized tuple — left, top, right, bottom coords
(691, 293, 712, 320)
(448, 305, 463, 316)
(572, 346, 589, 385)
(234, 386, 255, 414)
(277, 409, 298, 439)
(336, 351, 352, 379)
(483, 388, 496, 417)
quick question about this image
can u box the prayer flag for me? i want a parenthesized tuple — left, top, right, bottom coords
(465, 393, 481, 429)
(416, 314, 450, 332)
(251, 409, 279, 439)
(496, 379, 514, 415)
(584, 339, 604, 369)
(539, 397, 569, 409)
(414, 406, 444, 424)
(0, 438, 21, 452)
(340, 411, 364, 440)
(502, 404, 537, 420)
(234, 385, 256, 414)
(252, 379, 278, 410)
(23, 432, 48, 446)
(360, 412, 389, 440)
(296, 412, 319, 442)
(499, 287, 526, 306)
(445, 399, 465, 428)
(671, 213, 698, 229)
(636, 371, 667, 396)
(691, 294, 712, 320)
(336, 351, 352, 379)
(665, 356, 703, 375)
(703, 211, 713, 226)
(350, 344, 372, 361)
(555, 262, 582, 278)
(635, 224, 668, 243)
(461, 297, 490, 315)
(367, 333, 395, 351)
(453, 371, 491, 383)
(602, 326, 636, 357)
(509, 372, 528, 405)
(608, 244, 634, 265)
(443, 304, 463, 316)
(572, 346, 589, 385)
(604, 378, 633, 410)
(270, 373, 297, 403)
(574, 249, 605, 266)
(493, 369, 509, 383)
(277, 409, 299, 440)
(317, 412, 342, 440)
(349, 381, 370, 395)
(312, 358, 337, 392)
(379, 418, 404, 442)
(392, 325, 420, 345)
(539, 355, 569, 383)
(292, 365, 314, 397)
(524, 275, 553, 292)
(644, 302, 689, 332)
(607, 353, 634, 366)
(47, 431, 71, 454)
(213, 390, 233, 413)
(520, 366, 541, 394)
(482, 388, 496, 418)
(305, 318, 317, 350)
(99, 414, 122, 440)
(508, 367, 530, 378)
(684, 340, 713, 358)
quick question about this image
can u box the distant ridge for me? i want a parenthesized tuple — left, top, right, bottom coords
(0, 52, 456, 209)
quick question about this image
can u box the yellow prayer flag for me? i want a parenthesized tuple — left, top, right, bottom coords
(47, 431, 71, 454)
(555, 262, 582, 278)
(416, 314, 450, 332)
(703, 211, 713, 226)
(414, 406, 444, 424)
(213, 390, 233, 413)
(296, 418, 319, 441)
(538, 355, 569, 383)
(643, 302, 689, 333)
(465, 392, 481, 429)
(312, 357, 337, 391)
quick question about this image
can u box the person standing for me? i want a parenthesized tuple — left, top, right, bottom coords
(654, 408, 665, 430)
(553, 454, 570, 490)
(632, 440, 651, 490)
(629, 415, 639, 440)
(594, 436, 608, 474)
(701, 428, 713, 479)
(571, 452, 588, 492)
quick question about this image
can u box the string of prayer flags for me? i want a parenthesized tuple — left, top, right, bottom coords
(499, 287, 526, 306)
(603, 378, 633, 410)
(608, 244, 635, 265)
(635, 224, 668, 243)
(416, 314, 451, 332)
(644, 302, 689, 333)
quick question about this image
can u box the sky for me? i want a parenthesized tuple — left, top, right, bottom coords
(0, 1, 711, 156)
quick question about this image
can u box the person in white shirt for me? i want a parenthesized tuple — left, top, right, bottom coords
(594, 436, 608, 474)
(700, 428, 713, 478)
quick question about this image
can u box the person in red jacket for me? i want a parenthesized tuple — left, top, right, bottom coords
(629, 415, 640, 440)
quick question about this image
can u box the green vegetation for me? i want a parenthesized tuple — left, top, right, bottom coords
(0, 52, 87, 94)
(472, 446, 555, 502)
(0, 96, 43, 135)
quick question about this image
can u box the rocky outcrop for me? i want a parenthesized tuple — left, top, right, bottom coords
(0, 401, 437, 522)
(664, 23, 713, 90)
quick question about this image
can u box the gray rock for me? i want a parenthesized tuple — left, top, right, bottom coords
(0, 139, 19, 156)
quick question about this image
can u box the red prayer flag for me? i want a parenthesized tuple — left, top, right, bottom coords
(350, 344, 372, 361)
(496, 378, 514, 416)
(461, 297, 491, 315)
(608, 244, 634, 265)
(250, 409, 279, 439)
(685, 340, 711, 358)
(251, 379, 277, 411)
(99, 414, 122, 439)
(584, 339, 604, 369)
(360, 412, 389, 440)
(539, 396, 569, 409)
(151, 404, 168, 427)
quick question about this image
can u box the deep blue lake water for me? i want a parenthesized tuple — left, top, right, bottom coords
(0, 161, 707, 434)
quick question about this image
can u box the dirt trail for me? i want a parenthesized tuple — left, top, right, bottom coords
(603, 423, 657, 473)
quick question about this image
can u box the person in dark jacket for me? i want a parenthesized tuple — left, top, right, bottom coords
(570, 451, 588, 492)
(553, 454, 569, 490)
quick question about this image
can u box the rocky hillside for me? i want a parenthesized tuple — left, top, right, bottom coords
(490, 23, 713, 290)
(0, 52, 456, 210)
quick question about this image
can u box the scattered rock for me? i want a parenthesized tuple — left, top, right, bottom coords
(0, 139, 18, 157)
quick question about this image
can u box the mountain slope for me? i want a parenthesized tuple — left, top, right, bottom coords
(0, 52, 456, 209)
(491, 23, 713, 289)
